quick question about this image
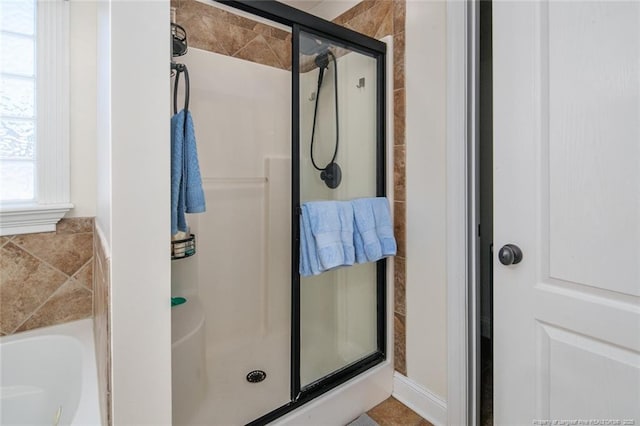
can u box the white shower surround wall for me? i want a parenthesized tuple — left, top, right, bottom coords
(171, 47, 292, 425)
(171, 34, 394, 425)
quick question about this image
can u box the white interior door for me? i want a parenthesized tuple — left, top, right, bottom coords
(493, 2, 640, 424)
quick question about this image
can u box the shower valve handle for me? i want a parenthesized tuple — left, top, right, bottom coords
(320, 162, 342, 189)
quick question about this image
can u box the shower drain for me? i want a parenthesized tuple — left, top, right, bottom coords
(246, 370, 267, 383)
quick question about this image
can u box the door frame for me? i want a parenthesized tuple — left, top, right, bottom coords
(446, 0, 478, 424)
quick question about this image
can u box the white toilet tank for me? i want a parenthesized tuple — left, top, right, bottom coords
(171, 297, 206, 424)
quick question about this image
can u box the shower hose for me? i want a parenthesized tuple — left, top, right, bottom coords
(309, 50, 339, 173)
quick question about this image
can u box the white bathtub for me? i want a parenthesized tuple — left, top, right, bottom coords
(0, 319, 101, 425)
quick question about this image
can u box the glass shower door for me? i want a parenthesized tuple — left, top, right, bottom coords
(296, 29, 383, 390)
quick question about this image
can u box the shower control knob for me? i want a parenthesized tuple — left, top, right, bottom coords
(320, 162, 342, 189)
(498, 244, 523, 266)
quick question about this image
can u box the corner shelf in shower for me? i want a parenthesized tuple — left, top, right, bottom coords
(171, 234, 196, 260)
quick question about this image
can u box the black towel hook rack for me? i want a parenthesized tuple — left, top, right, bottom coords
(171, 22, 189, 114)
(172, 62, 190, 114)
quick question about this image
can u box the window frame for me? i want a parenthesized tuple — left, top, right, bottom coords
(0, 0, 72, 236)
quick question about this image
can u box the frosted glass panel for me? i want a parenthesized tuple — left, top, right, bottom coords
(0, 160, 34, 201)
(298, 31, 379, 388)
(0, 33, 35, 76)
(0, 118, 35, 160)
(0, 77, 35, 117)
(0, 0, 35, 35)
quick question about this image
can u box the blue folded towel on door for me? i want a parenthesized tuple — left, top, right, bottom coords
(300, 204, 320, 276)
(352, 198, 382, 262)
(299, 197, 396, 276)
(171, 110, 206, 235)
(299, 201, 355, 276)
(352, 197, 396, 262)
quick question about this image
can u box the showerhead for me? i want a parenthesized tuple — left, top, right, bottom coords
(314, 52, 329, 70)
(300, 36, 330, 56)
(314, 51, 331, 87)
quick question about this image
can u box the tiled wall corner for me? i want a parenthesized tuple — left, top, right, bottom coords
(394, 312, 407, 375)
(391, 0, 407, 378)
(172, 0, 292, 70)
(333, 0, 393, 39)
(333, 0, 407, 378)
(0, 218, 94, 335)
(93, 224, 112, 426)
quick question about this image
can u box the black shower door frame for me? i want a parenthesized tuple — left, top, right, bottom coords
(216, 2, 387, 424)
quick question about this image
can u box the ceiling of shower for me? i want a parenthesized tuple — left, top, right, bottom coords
(278, 0, 324, 12)
(277, 0, 358, 21)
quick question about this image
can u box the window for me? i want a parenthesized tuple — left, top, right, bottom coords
(1, 0, 36, 202)
(0, 0, 71, 235)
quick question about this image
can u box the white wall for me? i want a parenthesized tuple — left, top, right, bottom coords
(307, 0, 360, 21)
(405, 0, 448, 400)
(67, 1, 97, 218)
(277, 0, 359, 21)
(97, 0, 172, 423)
(96, 0, 111, 242)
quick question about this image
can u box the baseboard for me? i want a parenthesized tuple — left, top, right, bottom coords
(392, 373, 447, 426)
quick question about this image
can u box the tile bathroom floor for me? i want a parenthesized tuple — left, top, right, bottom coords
(366, 397, 433, 426)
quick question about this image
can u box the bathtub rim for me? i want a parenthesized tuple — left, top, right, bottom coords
(0, 318, 101, 426)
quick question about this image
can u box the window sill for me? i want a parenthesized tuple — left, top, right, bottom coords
(0, 203, 74, 236)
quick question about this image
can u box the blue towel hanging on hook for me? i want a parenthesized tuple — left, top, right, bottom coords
(171, 109, 206, 235)
(171, 63, 205, 235)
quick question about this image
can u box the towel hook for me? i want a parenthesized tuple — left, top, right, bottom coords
(172, 63, 190, 114)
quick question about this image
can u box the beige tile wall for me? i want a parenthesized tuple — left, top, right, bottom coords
(0, 218, 94, 335)
(93, 225, 112, 426)
(172, 0, 407, 375)
(173, 0, 292, 70)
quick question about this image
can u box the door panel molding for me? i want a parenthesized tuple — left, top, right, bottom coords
(537, 280, 640, 312)
(536, 321, 640, 420)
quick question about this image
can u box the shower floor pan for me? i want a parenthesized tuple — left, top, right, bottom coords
(172, 301, 290, 425)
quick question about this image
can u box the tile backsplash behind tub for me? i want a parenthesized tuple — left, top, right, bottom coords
(0, 217, 94, 335)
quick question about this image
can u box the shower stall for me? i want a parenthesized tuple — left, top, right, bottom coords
(170, 2, 390, 424)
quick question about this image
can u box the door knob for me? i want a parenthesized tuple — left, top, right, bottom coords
(499, 244, 523, 265)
